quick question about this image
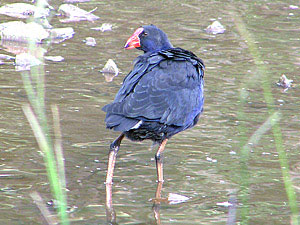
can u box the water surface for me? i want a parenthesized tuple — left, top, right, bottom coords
(0, 0, 300, 224)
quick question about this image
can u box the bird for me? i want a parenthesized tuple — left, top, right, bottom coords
(102, 25, 205, 185)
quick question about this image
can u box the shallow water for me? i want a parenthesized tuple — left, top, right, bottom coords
(0, 0, 300, 224)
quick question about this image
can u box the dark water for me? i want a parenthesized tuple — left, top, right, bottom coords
(1, 0, 300, 224)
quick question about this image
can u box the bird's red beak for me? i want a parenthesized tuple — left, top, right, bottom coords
(124, 28, 143, 49)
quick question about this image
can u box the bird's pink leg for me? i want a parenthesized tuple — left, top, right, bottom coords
(105, 134, 124, 223)
(153, 181, 163, 224)
(106, 133, 125, 184)
(155, 139, 168, 183)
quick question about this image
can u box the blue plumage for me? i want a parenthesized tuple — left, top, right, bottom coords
(104, 24, 205, 185)
(103, 46, 204, 142)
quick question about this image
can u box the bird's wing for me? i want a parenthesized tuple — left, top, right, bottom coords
(113, 53, 164, 102)
(103, 49, 204, 128)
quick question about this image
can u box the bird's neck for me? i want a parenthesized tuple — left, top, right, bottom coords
(143, 41, 173, 54)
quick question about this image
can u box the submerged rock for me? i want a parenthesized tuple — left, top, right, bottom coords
(44, 56, 64, 62)
(0, 21, 24, 31)
(0, 38, 46, 55)
(289, 5, 299, 10)
(84, 37, 96, 46)
(91, 23, 112, 32)
(101, 59, 119, 82)
(58, 4, 100, 22)
(0, 54, 15, 61)
(276, 74, 293, 91)
(34, 16, 53, 29)
(0, 21, 75, 44)
(15, 53, 43, 71)
(216, 201, 233, 207)
(0, 21, 49, 43)
(206, 21, 226, 34)
(0, 3, 50, 19)
(64, 0, 91, 2)
(167, 193, 189, 205)
(49, 27, 75, 43)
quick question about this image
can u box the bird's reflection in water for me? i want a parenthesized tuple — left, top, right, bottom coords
(105, 183, 117, 225)
(105, 181, 166, 225)
(152, 181, 164, 225)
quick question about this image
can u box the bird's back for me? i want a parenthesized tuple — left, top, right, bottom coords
(102, 47, 204, 142)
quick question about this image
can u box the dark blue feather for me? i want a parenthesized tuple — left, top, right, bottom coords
(102, 47, 204, 140)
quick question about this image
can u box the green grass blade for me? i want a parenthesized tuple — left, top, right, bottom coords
(233, 11, 299, 224)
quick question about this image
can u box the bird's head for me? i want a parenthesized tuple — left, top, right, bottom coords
(124, 25, 173, 53)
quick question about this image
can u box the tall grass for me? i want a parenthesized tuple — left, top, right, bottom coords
(21, 0, 69, 224)
(233, 11, 299, 224)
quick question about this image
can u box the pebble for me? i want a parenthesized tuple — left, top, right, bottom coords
(205, 21, 226, 34)
(85, 37, 96, 46)
(101, 59, 119, 82)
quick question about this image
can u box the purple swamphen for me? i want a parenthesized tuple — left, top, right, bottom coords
(102, 25, 205, 184)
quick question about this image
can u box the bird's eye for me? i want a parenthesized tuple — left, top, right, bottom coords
(142, 32, 148, 36)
